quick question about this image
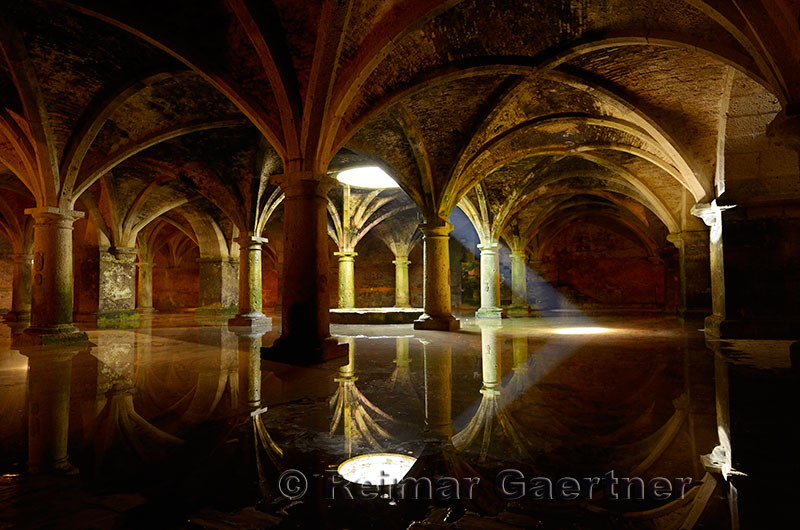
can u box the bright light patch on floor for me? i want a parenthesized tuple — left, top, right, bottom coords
(552, 327, 612, 335)
(337, 453, 416, 485)
(337, 167, 399, 189)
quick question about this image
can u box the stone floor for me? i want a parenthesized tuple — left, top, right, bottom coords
(0, 311, 795, 529)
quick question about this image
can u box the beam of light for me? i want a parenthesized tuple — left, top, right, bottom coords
(336, 167, 399, 189)
(552, 327, 612, 335)
(337, 453, 417, 485)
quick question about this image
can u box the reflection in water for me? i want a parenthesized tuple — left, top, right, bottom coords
(330, 337, 397, 456)
(453, 321, 532, 463)
(0, 314, 749, 528)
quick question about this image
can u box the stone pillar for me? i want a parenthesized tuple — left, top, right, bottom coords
(422, 340, 453, 438)
(24, 347, 79, 473)
(136, 261, 154, 312)
(232, 327, 267, 408)
(413, 221, 460, 331)
(334, 250, 357, 309)
(228, 235, 269, 328)
(5, 253, 32, 321)
(392, 255, 411, 308)
(476, 241, 502, 319)
(691, 201, 735, 338)
(480, 322, 501, 391)
(197, 257, 238, 314)
(507, 251, 528, 318)
(97, 247, 139, 324)
(264, 173, 345, 362)
(19, 207, 87, 345)
(666, 230, 712, 319)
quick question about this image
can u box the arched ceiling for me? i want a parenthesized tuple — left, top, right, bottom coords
(0, 0, 796, 248)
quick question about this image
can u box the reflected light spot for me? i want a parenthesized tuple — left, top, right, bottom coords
(338, 453, 416, 485)
(337, 167, 399, 189)
(552, 327, 612, 335)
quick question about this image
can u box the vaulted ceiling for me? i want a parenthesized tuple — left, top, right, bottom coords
(1, 0, 797, 255)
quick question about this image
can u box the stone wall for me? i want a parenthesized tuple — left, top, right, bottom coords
(152, 245, 200, 310)
(537, 222, 673, 309)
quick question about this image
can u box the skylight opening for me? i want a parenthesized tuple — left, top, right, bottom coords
(336, 166, 399, 189)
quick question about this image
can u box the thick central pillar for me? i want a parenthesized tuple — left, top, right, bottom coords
(264, 173, 345, 362)
(667, 229, 712, 319)
(507, 250, 528, 317)
(228, 235, 269, 328)
(136, 261, 154, 312)
(334, 250, 357, 309)
(197, 257, 238, 314)
(476, 241, 502, 319)
(413, 221, 459, 331)
(24, 347, 79, 473)
(19, 207, 87, 345)
(98, 247, 139, 324)
(393, 255, 411, 307)
(5, 253, 33, 322)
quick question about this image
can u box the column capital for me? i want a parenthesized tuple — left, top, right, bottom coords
(236, 234, 268, 247)
(272, 172, 339, 198)
(477, 241, 500, 252)
(509, 250, 527, 259)
(334, 250, 357, 259)
(108, 246, 138, 262)
(392, 255, 410, 265)
(24, 207, 84, 225)
(418, 221, 453, 237)
(690, 200, 735, 228)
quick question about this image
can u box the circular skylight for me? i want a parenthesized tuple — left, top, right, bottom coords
(336, 167, 399, 189)
(337, 453, 417, 485)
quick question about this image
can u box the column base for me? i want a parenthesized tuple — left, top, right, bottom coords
(506, 306, 529, 318)
(261, 336, 348, 366)
(475, 306, 504, 319)
(413, 313, 460, 331)
(228, 313, 272, 330)
(137, 307, 157, 314)
(3, 311, 31, 322)
(705, 314, 800, 340)
(28, 458, 80, 475)
(14, 325, 89, 347)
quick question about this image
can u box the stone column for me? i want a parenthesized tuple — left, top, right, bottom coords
(422, 340, 453, 438)
(666, 229, 712, 319)
(20, 207, 87, 345)
(691, 201, 734, 338)
(136, 261, 155, 312)
(197, 257, 238, 314)
(476, 241, 502, 319)
(24, 347, 79, 473)
(5, 253, 32, 321)
(507, 251, 528, 318)
(413, 221, 459, 331)
(97, 247, 139, 324)
(334, 250, 357, 309)
(264, 173, 345, 361)
(232, 327, 268, 408)
(392, 255, 411, 308)
(228, 235, 269, 328)
(480, 322, 501, 391)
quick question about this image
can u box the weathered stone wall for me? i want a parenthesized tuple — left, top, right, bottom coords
(0, 237, 13, 312)
(537, 222, 673, 309)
